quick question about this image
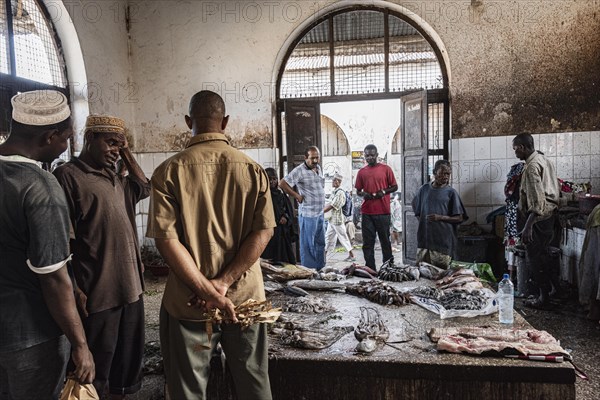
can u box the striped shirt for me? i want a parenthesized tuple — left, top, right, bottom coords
(283, 162, 325, 217)
(327, 188, 347, 225)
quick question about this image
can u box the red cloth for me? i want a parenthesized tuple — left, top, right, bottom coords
(355, 163, 397, 215)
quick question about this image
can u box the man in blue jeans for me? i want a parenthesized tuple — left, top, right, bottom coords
(280, 146, 326, 269)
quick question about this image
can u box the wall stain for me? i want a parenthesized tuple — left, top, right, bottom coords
(451, 3, 600, 137)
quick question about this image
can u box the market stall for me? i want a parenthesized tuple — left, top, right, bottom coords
(207, 269, 576, 400)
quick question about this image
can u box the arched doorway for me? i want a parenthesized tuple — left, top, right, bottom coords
(275, 5, 450, 263)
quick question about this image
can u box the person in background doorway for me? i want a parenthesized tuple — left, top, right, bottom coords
(390, 192, 403, 250)
(324, 174, 356, 262)
(0, 90, 94, 399)
(54, 115, 150, 398)
(280, 146, 326, 269)
(513, 133, 560, 310)
(355, 144, 398, 270)
(412, 160, 468, 269)
(262, 167, 297, 264)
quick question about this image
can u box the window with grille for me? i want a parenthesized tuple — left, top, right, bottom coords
(279, 9, 445, 99)
(3, 0, 66, 86)
(0, 0, 68, 143)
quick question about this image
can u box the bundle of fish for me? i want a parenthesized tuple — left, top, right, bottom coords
(272, 324, 353, 350)
(315, 267, 346, 281)
(354, 307, 389, 354)
(287, 279, 347, 292)
(199, 299, 282, 329)
(438, 289, 488, 310)
(409, 286, 444, 300)
(283, 296, 334, 313)
(260, 259, 315, 282)
(435, 268, 484, 291)
(340, 263, 378, 279)
(345, 280, 412, 306)
(417, 261, 446, 280)
(378, 261, 420, 282)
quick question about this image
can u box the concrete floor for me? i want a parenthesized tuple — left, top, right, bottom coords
(134, 242, 600, 400)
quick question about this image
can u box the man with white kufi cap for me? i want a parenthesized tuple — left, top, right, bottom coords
(323, 173, 356, 262)
(54, 114, 150, 397)
(0, 90, 95, 398)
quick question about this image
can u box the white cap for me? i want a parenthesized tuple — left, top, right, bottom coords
(11, 90, 70, 126)
(333, 173, 343, 181)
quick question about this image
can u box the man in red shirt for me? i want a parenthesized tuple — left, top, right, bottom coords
(355, 144, 398, 270)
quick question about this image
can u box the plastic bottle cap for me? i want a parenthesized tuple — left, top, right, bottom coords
(503, 273, 509, 279)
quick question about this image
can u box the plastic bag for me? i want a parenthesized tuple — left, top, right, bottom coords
(451, 261, 497, 283)
(411, 288, 499, 319)
(60, 378, 99, 400)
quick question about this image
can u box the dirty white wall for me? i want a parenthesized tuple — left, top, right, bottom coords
(62, 0, 134, 150)
(128, 0, 322, 152)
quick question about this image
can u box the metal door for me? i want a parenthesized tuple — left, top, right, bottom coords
(284, 101, 322, 172)
(401, 91, 428, 264)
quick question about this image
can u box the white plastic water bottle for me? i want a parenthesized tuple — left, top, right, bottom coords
(498, 273, 514, 324)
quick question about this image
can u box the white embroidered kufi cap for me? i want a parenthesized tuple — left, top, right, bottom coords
(333, 173, 343, 181)
(11, 90, 70, 126)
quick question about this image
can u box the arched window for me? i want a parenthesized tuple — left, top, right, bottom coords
(276, 7, 449, 175)
(278, 8, 447, 99)
(1, 0, 68, 143)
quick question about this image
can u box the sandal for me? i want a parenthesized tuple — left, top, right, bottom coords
(524, 298, 552, 311)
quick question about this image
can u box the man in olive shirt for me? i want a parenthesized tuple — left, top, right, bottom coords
(513, 133, 560, 310)
(147, 90, 275, 400)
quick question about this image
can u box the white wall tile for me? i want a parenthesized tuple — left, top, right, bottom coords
(474, 137, 491, 160)
(491, 181, 506, 205)
(591, 155, 600, 178)
(485, 159, 506, 182)
(591, 178, 600, 194)
(450, 139, 459, 161)
(506, 136, 515, 159)
(573, 155, 591, 180)
(475, 182, 491, 205)
(459, 182, 476, 205)
(464, 161, 479, 183)
(573, 132, 591, 155)
(557, 132, 573, 156)
(258, 148, 276, 168)
(473, 160, 489, 183)
(556, 156, 573, 180)
(538, 133, 557, 156)
(152, 153, 168, 168)
(138, 198, 149, 213)
(138, 153, 154, 175)
(490, 136, 507, 159)
(458, 138, 475, 161)
(242, 149, 259, 162)
(590, 131, 600, 155)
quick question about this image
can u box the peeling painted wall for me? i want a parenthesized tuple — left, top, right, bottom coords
(423, 0, 600, 137)
(64, 0, 134, 150)
(68, 0, 600, 150)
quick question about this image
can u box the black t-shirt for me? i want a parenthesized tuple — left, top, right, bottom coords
(0, 157, 70, 352)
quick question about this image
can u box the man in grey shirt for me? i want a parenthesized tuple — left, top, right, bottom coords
(280, 146, 325, 269)
(412, 160, 468, 268)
